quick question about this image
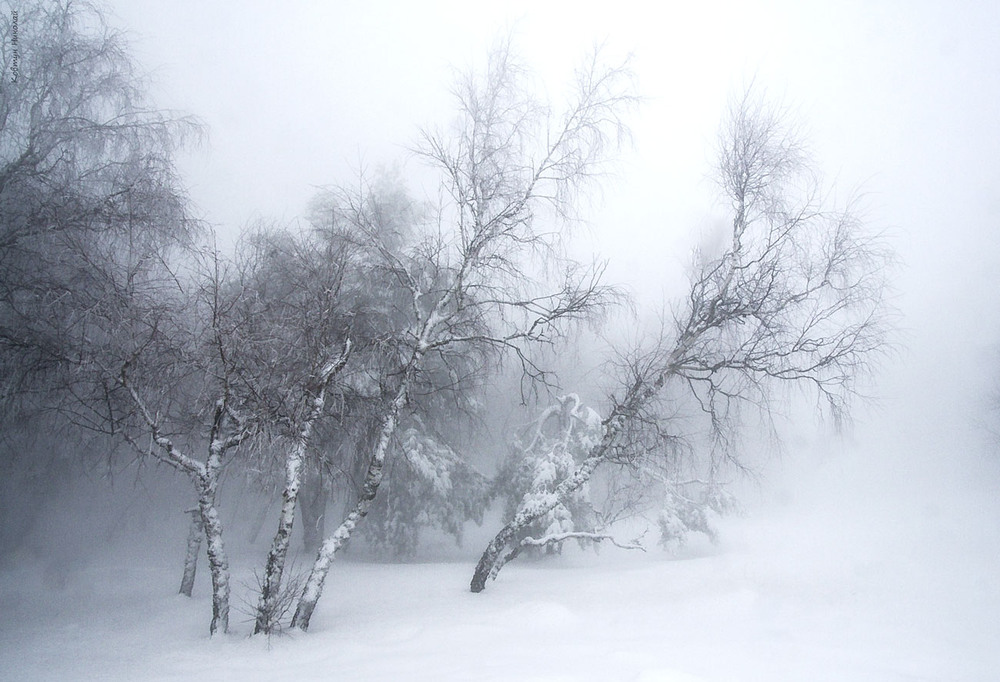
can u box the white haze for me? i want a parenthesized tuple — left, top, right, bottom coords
(3, 0, 1000, 679)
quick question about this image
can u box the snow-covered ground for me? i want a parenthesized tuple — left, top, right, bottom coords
(2, 440, 998, 681)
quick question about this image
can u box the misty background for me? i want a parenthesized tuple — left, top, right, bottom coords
(6, 0, 999, 584)
(109, 0, 1000, 402)
(2, 1, 999, 678)
(102, 0, 1000, 521)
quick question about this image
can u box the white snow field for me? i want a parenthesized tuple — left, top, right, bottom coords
(2, 439, 998, 682)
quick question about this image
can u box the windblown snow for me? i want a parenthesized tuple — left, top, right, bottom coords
(1, 433, 997, 681)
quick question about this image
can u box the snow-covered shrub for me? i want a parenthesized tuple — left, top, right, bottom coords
(494, 394, 604, 554)
(363, 424, 490, 557)
(656, 483, 739, 551)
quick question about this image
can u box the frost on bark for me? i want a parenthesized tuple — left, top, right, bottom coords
(196, 474, 230, 635)
(254, 342, 351, 635)
(178, 509, 203, 597)
(253, 441, 305, 634)
(290, 383, 406, 631)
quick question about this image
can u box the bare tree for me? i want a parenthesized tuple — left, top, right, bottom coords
(470, 90, 893, 592)
(289, 41, 635, 631)
(218, 223, 360, 635)
(0, 0, 199, 410)
(107, 250, 258, 636)
(119, 386, 249, 637)
(0, 0, 208, 615)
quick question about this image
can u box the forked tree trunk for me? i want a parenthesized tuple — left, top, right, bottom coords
(122, 380, 237, 636)
(178, 509, 203, 597)
(196, 473, 230, 635)
(253, 437, 307, 634)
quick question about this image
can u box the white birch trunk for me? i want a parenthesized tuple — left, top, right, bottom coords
(123, 382, 238, 636)
(253, 432, 308, 634)
(196, 472, 230, 635)
(254, 342, 349, 634)
(290, 384, 407, 631)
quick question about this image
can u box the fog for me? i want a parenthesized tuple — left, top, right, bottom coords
(3, 1, 1000, 679)
(109, 0, 1000, 407)
(106, 0, 1000, 505)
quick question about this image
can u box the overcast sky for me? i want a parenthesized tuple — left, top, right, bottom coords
(107, 0, 1000, 447)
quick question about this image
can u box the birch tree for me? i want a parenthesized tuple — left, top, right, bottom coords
(470, 90, 893, 592)
(289, 41, 635, 631)
(226, 224, 362, 634)
(0, 0, 198, 417)
(0, 0, 204, 602)
(108, 251, 257, 636)
(118, 376, 249, 636)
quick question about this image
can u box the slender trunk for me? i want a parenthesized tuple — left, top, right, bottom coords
(196, 473, 230, 635)
(253, 436, 307, 634)
(178, 509, 203, 597)
(290, 387, 406, 631)
(255, 341, 350, 634)
(122, 380, 239, 635)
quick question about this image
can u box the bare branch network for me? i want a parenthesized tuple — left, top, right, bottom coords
(0, 3, 893, 639)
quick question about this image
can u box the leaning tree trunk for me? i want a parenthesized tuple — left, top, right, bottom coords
(290, 387, 406, 631)
(196, 472, 230, 635)
(178, 508, 203, 597)
(253, 343, 350, 635)
(471, 339, 687, 592)
(470, 451, 607, 592)
(253, 435, 308, 634)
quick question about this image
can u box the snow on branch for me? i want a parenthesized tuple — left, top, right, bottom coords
(520, 531, 645, 552)
(120, 378, 203, 475)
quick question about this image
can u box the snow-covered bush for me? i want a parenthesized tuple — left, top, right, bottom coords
(494, 395, 604, 553)
(656, 483, 740, 551)
(363, 424, 490, 557)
